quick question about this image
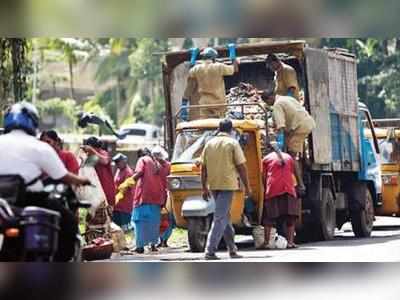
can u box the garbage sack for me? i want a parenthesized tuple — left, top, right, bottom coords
(273, 235, 288, 250)
(252, 226, 265, 249)
(84, 201, 113, 244)
(110, 222, 127, 253)
(252, 226, 277, 249)
(74, 164, 107, 218)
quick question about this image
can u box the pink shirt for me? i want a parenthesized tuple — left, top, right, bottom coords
(133, 156, 170, 208)
(263, 152, 297, 200)
(114, 166, 134, 213)
(94, 149, 116, 206)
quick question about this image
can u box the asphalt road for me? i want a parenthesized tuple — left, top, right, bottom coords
(111, 217, 400, 262)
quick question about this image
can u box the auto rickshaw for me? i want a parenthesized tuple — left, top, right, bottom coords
(372, 119, 400, 216)
(167, 104, 268, 252)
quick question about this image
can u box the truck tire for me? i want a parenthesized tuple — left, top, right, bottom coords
(316, 187, 336, 241)
(187, 217, 211, 253)
(296, 176, 336, 242)
(351, 186, 374, 238)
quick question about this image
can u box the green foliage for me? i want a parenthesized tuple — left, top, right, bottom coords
(321, 38, 400, 118)
(36, 98, 78, 132)
(129, 38, 166, 80)
(36, 98, 76, 118)
(90, 38, 167, 127)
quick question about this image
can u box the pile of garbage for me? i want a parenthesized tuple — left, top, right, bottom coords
(226, 82, 265, 120)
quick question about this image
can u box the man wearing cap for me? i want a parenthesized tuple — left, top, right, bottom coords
(261, 88, 316, 190)
(265, 54, 301, 102)
(185, 47, 239, 119)
(113, 153, 135, 232)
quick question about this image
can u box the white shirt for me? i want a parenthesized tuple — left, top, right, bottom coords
(0, 130, 68, 191)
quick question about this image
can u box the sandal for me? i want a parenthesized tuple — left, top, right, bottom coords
(287, 243, 298, 249)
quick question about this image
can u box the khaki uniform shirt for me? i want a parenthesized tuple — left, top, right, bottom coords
(201, 132, 246, 191)
(272, 96, 316, 133)
(189, 60, 235, 106)
(183, 77, 201, 120)
(276, 63, 300, 101)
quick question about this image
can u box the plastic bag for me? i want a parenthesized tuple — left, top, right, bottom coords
(73, 164, 107, 217)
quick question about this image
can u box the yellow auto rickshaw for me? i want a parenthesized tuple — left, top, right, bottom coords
(167, 109, 268, 252)
(372, 120, 400, 216)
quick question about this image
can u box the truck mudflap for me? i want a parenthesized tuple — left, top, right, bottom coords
(181, 195, 216, 218)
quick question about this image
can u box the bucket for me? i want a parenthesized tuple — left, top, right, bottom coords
(21, 207, 61, 255)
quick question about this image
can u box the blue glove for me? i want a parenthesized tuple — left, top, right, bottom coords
(180, 98, 189, 121)
(276, 132, 285, 151)
(287, 89, 294, 97)
(190, 48, 200, 66)
(228, 43, 236, 61)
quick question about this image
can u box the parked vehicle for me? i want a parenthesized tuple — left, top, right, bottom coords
(162, 41, 382, 251)
(370, 119, 400, 216)
(118, 123, 161, 142)
(0, 176, 90, 262)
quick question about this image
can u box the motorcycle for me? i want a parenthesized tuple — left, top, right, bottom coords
(0, 175, 91, 262)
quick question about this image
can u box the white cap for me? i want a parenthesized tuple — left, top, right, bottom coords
(151, 146, 169, 160)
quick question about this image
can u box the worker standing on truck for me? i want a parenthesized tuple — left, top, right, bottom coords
(183, 45, 239, 119)
(261, 88, 316, 190)
(265, 54, 301, 102)
(201, 119, 252, 260)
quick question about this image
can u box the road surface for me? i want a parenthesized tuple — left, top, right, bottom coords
(111, 217, 400, 262)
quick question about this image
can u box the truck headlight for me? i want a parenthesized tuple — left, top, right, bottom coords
(170, 178, 182, 190)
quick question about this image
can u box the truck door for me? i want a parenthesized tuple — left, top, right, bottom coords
(359, 107, 382, 199)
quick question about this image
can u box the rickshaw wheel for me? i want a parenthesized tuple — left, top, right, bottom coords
(187, 216, 211, 252)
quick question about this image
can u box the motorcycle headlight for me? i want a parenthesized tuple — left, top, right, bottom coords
(56, 184, 67, 193)
(170, 178, 182, 190)
(43, 184, 56, 193)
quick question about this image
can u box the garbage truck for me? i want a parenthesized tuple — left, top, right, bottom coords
(162, 40, 382, 251)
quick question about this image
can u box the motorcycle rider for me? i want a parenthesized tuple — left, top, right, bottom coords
(0, 102, 91, 261)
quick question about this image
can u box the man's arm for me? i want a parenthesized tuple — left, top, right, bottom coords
(285, 67, 300, 99)
(233, 59, 239, 73)
(83, 146, 110, 165)
(61, 172, 91, 186)
(132, 158, 145, 181)
(201, 164, 210, 200)
(237, 163, 252, 196)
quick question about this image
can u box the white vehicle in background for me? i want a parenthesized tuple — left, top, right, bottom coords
(117, 123, 162, 151)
